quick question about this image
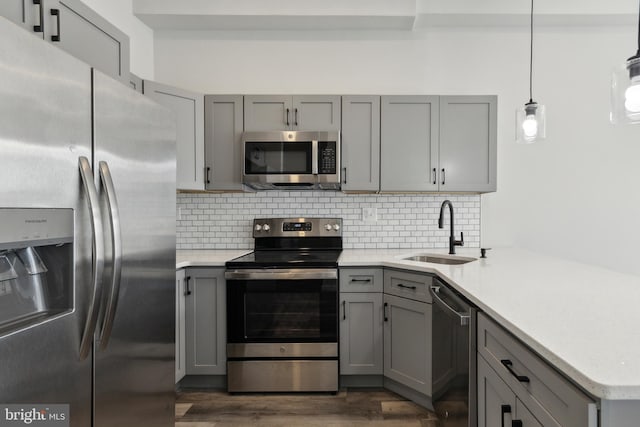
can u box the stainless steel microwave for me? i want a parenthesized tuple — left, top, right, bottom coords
(242, 131, 341, 190)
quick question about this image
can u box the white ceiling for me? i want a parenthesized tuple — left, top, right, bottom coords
(133, 0, 639, 31)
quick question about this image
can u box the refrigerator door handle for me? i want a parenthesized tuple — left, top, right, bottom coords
(78, 156, 105, 360)
(97, 161, 122, 350)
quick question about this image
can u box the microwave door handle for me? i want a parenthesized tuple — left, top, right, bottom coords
(312, 140, 318, 175)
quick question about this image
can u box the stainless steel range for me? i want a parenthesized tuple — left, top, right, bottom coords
(225, 218, 342, 393)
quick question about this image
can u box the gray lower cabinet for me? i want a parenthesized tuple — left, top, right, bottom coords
(129, 72, 142, 93)
(184, 268, 226, 375)
(244, 95, 341, 131)
(175, 269, 186, 383)
(204, 95, 244, 191)
(439, 96, 497, 192)
(477, 313, 597, 427)
(478, 355, 545, 427)
(339, 268, 384, 376)
(380, 95, 497, 193)
(1, 0, 130, 84)
(341, 96, 381, 192)
(144, 80, 205, 191)
(383, 293, 432, 396)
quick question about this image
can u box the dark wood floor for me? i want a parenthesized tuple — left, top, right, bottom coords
(176, 388, 447, 426)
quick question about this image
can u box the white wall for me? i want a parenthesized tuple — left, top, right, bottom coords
(155, 24, 640, 275)
(81, 0, 154, 79)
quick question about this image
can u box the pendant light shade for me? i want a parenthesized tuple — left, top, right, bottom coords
(610, 1, 640, 124)
(516, 0, 546, 144)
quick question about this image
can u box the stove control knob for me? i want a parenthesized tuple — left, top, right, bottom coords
(263, 224, 271, 232)
(324, 224, 332, 231)
(254, 224, 262, 232)
(333, 224, 341, 231)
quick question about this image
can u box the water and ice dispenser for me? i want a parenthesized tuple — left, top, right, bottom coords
(0, 209, 73, 332)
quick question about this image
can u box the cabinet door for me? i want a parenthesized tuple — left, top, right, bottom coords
(439, 95, 497, 192)
(43, 0, 130, 84)
(478, 355, 516, 427)
(341, 96, 380, 192)
(340, 292, 383, 375)
(292, 95, 341, 131)
(383, 294, 431, 395)
(244, 95, 292, 131)
(515, 398, 544, 427)
(204, 95, 244, 191)
(129, 72, 142, 93)
(185, 268, 226, 375)
(175, 269, 186, 383)
(0, 0, 43, 36)
(144, 80, 205, 191)
(381, 96, 439, 192)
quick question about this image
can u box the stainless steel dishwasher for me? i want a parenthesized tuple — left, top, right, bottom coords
(430, 278, 478, 427)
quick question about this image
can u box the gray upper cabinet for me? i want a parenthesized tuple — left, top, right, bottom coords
(244, 95, 340, 131)
(144, 80, 205, 191)
(380, 95, 497, 193)
(341, 96, 381, 192)
(204, 95, 244, 191)
(1, 0, 130, 84)
(129, 72, 142, 93)
(184, 268, 226, 376)
(381, 96, 440, 192)
(439, 96, 497, 192)
(0, 0, 42, 36)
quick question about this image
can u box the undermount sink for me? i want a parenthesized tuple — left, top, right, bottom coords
(402, 254, 477, 265)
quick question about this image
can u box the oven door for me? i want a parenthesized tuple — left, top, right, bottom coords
(225, 268, 338, 344)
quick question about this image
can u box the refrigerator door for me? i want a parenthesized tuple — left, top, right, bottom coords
(0, 17, 93, 427)
(92, 69, 176, 427)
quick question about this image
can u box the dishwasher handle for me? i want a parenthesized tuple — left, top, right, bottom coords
(430, 284, 470, 326)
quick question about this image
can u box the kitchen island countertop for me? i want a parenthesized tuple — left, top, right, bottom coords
(177, 246, 640, 402)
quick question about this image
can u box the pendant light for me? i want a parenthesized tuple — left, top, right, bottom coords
(516, 0, 546, 143)
(610, 0, 640, 124)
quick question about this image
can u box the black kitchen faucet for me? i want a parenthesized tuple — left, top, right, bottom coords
(438, 200, 464, 255)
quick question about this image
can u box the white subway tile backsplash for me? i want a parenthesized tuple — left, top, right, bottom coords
(176, 191, 481, 250)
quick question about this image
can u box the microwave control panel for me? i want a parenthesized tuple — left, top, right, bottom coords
(318, 141, 337, 174)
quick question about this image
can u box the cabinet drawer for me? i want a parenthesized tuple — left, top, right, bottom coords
(384, 269, 433, 303)
(478, 313, 596, 427)
(340, 268, 383, 292)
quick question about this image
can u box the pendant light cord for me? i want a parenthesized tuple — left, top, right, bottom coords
(529, 0, 534, 103)
(636, 0, 640, 56)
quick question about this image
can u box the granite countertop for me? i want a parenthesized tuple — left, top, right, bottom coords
(177, 247, 640, 401)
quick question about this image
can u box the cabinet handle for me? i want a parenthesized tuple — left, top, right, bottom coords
(206, 166, 211, 184)
(512, 421, 523, 427)
(294, 108, 299, 126)
(184, 276, 192, 296)
(397, 283, 417, 290)
(342, 301, 346, 320)
(50, 9, 60, 42)
(501, 405, 512, 427)
(442, 168, 446, 185)
(350, 278, 371, 283)
(432, 167, 436, 185)
(286, 108, 290, 127)
(33, 0, 43, 32)
(342, 167, 347, 184)
(383, 302, 388, 322)
(501, 359, 530, 383)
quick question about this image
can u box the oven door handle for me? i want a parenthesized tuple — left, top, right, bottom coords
(225, 268, 338, 281)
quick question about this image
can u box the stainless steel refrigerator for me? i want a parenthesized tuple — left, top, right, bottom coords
(0, 16, 176, 427)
